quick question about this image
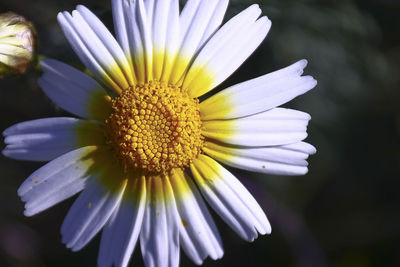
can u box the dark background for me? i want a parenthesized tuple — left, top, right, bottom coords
(0, 0, 399, 266)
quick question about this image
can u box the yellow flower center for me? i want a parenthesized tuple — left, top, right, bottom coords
(105, 81, 204, 174)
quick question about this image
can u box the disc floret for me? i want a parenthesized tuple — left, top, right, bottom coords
(105, 81, 204, 173)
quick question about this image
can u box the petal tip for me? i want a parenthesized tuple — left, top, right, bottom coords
(39, 58, 51, 69)
(266, 225, 272, 235)
(2, 128, 10, 137)
(311, 77, 318, 86)
(301, 76, 318, 92)
(308, 144, 317, 155)
(23, 209, 35, 217)
(17, 189, 24, 198)
(71, 10, 80, 18)
(247, 4, 262, 17)
(258, 16, 272, 30)
(300, 168, 309, 175)
(57, 12, 68, 25)
(299, 59, 308, 69)
(76, 4, 87, 11)
(250, 4, 260, 9)
(2, 149, 11, 158)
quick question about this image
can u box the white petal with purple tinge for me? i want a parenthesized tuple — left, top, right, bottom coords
(61, 178, 127, 251)
(183, 4, 271, 98)
(3, 118, 104, 161)
(147, 0, 180, 80)
(58, 11, 127, 93)
(98, 176, 147, 267)
(39, 58, 111, 120)
(200, 60, 317, 120)
(168, 0, 229, 84)
(140, 176, 180, 267)
(202, 108, 311, 147)
(191, 155, 271, 241)
(76, 5, 135, 86)
(169, 168, 223, 265)
(204, 140, 316, 176)
(18, 146, 99, 216)
(124, 0, 153, 83)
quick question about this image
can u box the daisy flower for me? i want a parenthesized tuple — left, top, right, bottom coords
(2, 0, 317, 266)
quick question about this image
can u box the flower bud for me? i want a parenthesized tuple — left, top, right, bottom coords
(0, 12, 36, 77)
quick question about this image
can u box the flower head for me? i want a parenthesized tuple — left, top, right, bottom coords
(2, 0, 317, 266)
(0, 12, 35, 77)
(105, 80, 204, 173)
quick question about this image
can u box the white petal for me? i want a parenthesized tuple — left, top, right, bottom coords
(61, 178, 127, 251)
(68, 9, 129, 90)
(202, 108, 311, 147)
(98, 175, 146, 267)
(39, 58, 111, 120)
(145, 0, 155, 23)
(161, 0, 179, 81)
(283, 141, 317, 155)
(112, 0, 130, 61)
(179, 0, 228, 53)
(149, 0, 169, 79)
(168, 0, 229, 84)
(17, 146, 100, 216)
(204, 140, 316, 176)
(163, 175, 181, 267)
(57, 11, 125, 93)
(140, 175, 180, 267)
(124, 0, 153, 83)
(183, 5, 271, 98)
(148, 0, 180, 81)
(200, 60, 317, 120)
(191, 155, 271, 241)
(198, 0, 229, 46)
(3, 118, 104, 161)
(169, 168, 223, 265)
(76, 5, 135, 85)
(97, 204, 120, 267)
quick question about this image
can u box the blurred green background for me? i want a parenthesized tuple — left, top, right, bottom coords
(0, 0, 399, 266)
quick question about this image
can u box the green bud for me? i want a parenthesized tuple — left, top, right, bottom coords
(0, 12, 36, 77)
